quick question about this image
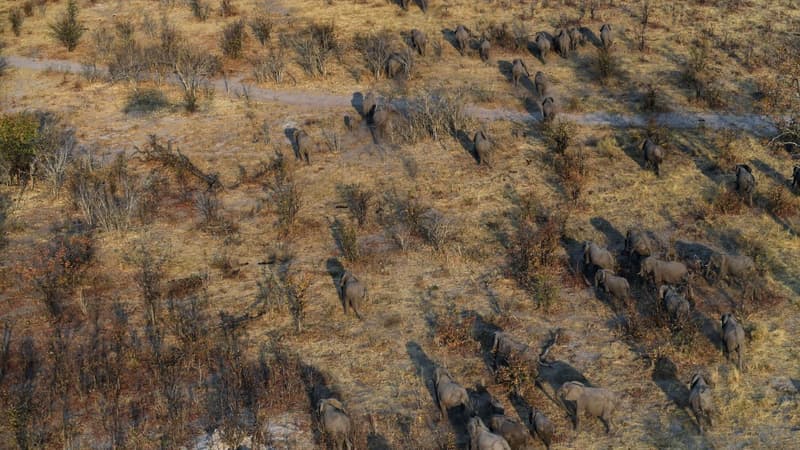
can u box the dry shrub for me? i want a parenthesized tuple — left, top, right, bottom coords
(194, 191, 237, 236)
(541, 119, 576, 154)
(219, 0, 236, 17)
(283, 22, 338, 77)
(252, 49, 289, 84)
(337, 183, 372, 227)
(174, 46, 220, 111)
(136, 135, 221, 196)
(476, 19, 528, 51)
(596, 135, 621, 159)
(713, 129, 740, 171)
(393, 88, 469, 143)
(0, 194, 11, 249)
(354, 30, 393, 79)
(332, 219, 360, 261)
(220, 19, 246, 58)
(250, 15, 273, 46)
(711, 184, 744, 215)
(554, 147, 587, 201)
(418, 208, 458, 251)
(9, 8, 24, 36)
(433, 311, 476, 355)
(189, 0, 210, 21)
(595, 46, 616, 82)
(766, 184, 798, 218)
(495, 353, 537, 396)
(377, 189, 457, 251)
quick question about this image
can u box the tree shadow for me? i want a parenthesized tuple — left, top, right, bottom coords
(283, 127, 302, 160)
(651, 356, 690, 409)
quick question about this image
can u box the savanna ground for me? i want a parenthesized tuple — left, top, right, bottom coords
(0, 0, 799, 448)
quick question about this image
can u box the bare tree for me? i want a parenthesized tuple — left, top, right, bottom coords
(174, 47, 219, 112)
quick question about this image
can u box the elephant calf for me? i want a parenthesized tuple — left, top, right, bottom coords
(489, 415, 535, 450)
(469, 417, 512, 450)
(293, 129, 311, 164)
(568, 27, 583, 51)
(411, 29, 427, 56)
(434, 367, 471, 418)
(659, 285, 690, 323)
(558, 381, 618, 434)
(583, 241, 615, 273)
(480, 39, 491, 62)
(595, 269, 630, 303)
(639, 256, 688, 287)
(534, 71, 548, 98)
(600, 24, 613, 49)
(688, 373, 714, 433)
(491, 331, 539, 377)
(706, 252, 755, 285)
(541, 97, 556, 122)
(735, 164, 755, 206)
(338, 271, 365, 319)
(511, 59, 529, 88)
(529, 408, 554, 449)
(455, 25, 470, 56)
(721, 313, 745, 371)
(474, 130, 492, 165)
(792, 165, 800, 192)
(318, 398, 353, 450)
(386, 52, 408, 79)
(642, 139, 665, 176)
(362, 91, 377, 120)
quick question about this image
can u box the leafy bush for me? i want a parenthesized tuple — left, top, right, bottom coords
(595, 45, 616, 81)
(554, 147, 587, 201)
(50, 0, 85, 52)
(541, 119, 576, 154)
(220, 19, 246, 59)
(124, 88, 169, 114)
(0, 112, 39, 182)
(9, 8, 23, 37)
(337, 183, 372, 227)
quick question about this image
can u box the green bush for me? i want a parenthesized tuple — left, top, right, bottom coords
(0, 112, 39, 182)
(50, 0, 85, 52)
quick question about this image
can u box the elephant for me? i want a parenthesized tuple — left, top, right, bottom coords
(434, 367, 472, 419)
(490, 331, 539, 377)
(558, 381, 618, 434)
(386, 52, 408, 78)
(600, 24, 613, 49)
(568, 27, 583, 51)
(688, 373, 714, 433)
(642, 138, 665, 176)
(511, 59, 529, 88)
(293, 129, 311, 164)
(721, 313, 745, 371)
(534, 71, 548, 98)
(595, 269, 631, 303)
(659, 285, 690, 323)
(735, 164, 755, 206)
(529, 408, 554, 450)
(411, 29, 427, 56)
(468, 417, 512, 450)
(474, 130, 492, 165)
(362, 91, 377, 120)
(583, 241, 615, 273)
(318, 398, 353, 450)
(706, 252, 755, 285)
(489, 415, 535, 450)
(535, 33, 551, 60)
(455, 25, 470, 56)
(541, 97, 556, 122)
(480, 39, 491, 62)
(338, 271, 365, 319)
(624, 228, 655, 261)
(371, 105, 397, 140)
(792, 166, 800, 192)
(555, 29, 570, 58)
(639, 256, 688, 287)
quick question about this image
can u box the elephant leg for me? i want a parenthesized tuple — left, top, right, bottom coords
(352, 302, 363, 320)
(342, 296, 349, 315)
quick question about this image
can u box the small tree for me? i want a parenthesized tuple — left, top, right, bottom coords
(50, 0, 85, 52)
(9, 8, 24, 37)
(174, 47, 219, 112)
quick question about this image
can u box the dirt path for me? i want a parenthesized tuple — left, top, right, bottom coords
(4, 55, 778, 136)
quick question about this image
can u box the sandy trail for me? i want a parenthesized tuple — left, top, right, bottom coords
(4, 55, 778, 136)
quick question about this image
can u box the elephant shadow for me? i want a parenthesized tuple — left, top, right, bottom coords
(440, 28, 465, 54)
(507, 391, 533, 432)
(283, 127, 302, 160)
(675, 240, 716, 272)
(579, 27, 602, 48)
(695, 310, 722, 351)
(351, 92, 365, 117)
(752, 158, 788, 186)
(497, 60, 535, 94)
(522, 96, 544, 122)
(454, 129, 478, 164)
(590, 216, 625, 252)
(325, 257, 346, 306)
(413, 0, 428, 12)
(470, 384, 504, 423)
(366, 431, 391, 450)
(651, 355, 690, 409)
